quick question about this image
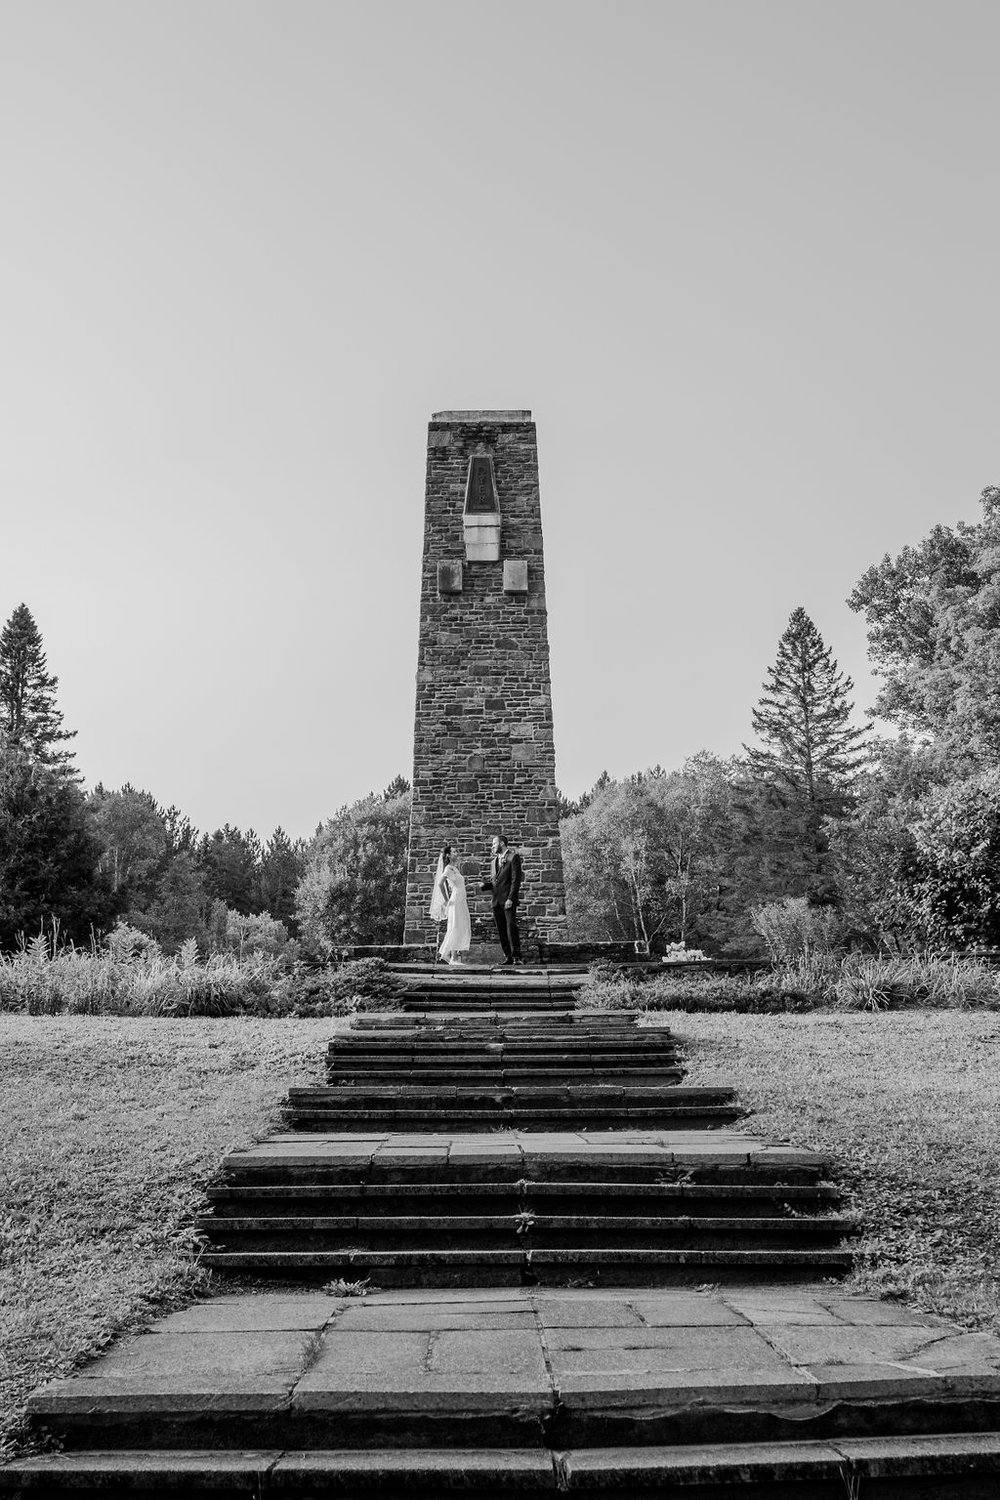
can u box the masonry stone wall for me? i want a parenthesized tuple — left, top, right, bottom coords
(403, 410, 567, 944)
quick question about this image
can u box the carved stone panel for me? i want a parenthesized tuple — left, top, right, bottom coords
(437, 560, 463, 594)
(503, 560, 528, 594)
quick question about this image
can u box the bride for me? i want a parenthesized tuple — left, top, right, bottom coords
(430, 843, 471, 964)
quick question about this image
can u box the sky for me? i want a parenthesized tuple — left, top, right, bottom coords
(2, 0, 998, 840)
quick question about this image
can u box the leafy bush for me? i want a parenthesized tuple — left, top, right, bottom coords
(204, 902, 298, 960)
(905, 773, 1000, 948)
(636, 971, 818, 1014)
(579, 960, 640, 1009)
(750, 895, 842, 961)
(290, 959, 401, 1018)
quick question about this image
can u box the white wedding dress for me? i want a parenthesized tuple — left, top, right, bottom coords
(438, 863, 471, 961)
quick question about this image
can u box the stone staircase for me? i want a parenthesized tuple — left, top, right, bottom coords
(6, 965, 1000, 1496)
(282, 1011, 743, 1132)
(196, 999, 849, 1284)
(393, 964, 584, 1013)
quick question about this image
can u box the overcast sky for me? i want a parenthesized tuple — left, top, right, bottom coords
(3, 0, 997, 839)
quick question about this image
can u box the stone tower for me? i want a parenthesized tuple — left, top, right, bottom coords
(403, 410, 566, 946)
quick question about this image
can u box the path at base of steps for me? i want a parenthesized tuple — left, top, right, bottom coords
(9, 1286, 1000, 1494)
(5, 967, 1000, 1496)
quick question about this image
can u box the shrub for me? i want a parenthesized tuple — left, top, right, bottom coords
(577, 951, 1000, 1014)
(0, 939, 406, 1020)
(290, 959, 401, 1018)
(579, 960, 641, 1010)
(634, 971, 818, 1014)
(0, 937, 293, 1018)
(204, 902, 299, 960)
(750, 896, 841, 961)
(833, 954, 1000, 1012)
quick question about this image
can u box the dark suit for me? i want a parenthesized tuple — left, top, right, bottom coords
(483, 850, 522, 960)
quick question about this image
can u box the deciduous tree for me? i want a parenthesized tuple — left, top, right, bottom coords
(88, 785, 169, 902)
(824, 737, 938, 948)
(848, 485, 1000, 770)
(295, 786, 411, 952)
(561, 758, 746, 951)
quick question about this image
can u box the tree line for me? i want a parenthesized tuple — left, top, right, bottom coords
(3, 483, 1000, 955)
(0, 602, 411, 953)
(562, 486, 1000, 954)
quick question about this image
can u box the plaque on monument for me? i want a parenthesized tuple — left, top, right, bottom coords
(503, 559, 528, 594)
(437, 560, 463, 594)
(463, 453, 501, 562)
(465, 455, 499, 514)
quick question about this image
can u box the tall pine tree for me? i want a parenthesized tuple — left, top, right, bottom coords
(744, 607, 868, 896)
(0, 604, 77, 774)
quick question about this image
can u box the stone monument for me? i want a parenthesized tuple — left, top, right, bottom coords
(403, 410, 566, 946)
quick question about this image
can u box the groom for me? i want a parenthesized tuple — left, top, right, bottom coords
(482, 833, 523, 965)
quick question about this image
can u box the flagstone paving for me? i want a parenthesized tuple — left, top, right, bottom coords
(5, 967, 1000, 1494)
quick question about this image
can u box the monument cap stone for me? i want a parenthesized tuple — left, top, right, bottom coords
(432, 410, 533, 423)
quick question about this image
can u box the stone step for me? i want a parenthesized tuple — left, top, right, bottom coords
(345, 1025, 623, 1038)
(290, 1084, 724, 1105)
(333, 1051, 654, 1062)
(401, 973, 580, 984)
(400, 986, 578, 996)
(222, 1165, 831, 1191)
(8, 1436, 1000, 1497)
(328, 1045, 664, 1060)
(350, 1011, 634, 1028)
(326, 1068, 689, 1080)
(326, 1050, 680, 1064)
(331, 1038, 667, 1049)
(284, 1082, 740, 1130)
(399, 1000, 580, 1012)
(327, 1048, 681, 1058)
(398, 972, 582, 986)
(285, 1106, 744, 1130)
(206, 1182, 843, 1216)
(29, 1285, 998, 1457)
(389, 961, 592, 975)
(402, 995, 581, 1008)
(223, 1167, 831, 1190)
(197, 1246, 853, 1283)
(330, 1036, 674, 1050)
(399, 986, 578, 997)
(328, 1040, 681, 1053)
(217, 1132, 833, 1188)
(196, 1213, 855, 1254)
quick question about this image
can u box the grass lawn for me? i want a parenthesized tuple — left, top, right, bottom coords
(0, 1015, 335, 1458)
(655, 1010, 1000, 1334)
(2, 1011, 999, 1458)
